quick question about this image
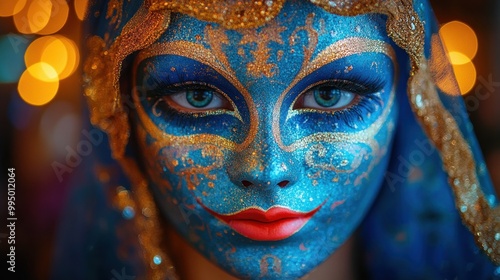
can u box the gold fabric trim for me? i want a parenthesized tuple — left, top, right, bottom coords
(147, 0, 286, 29)
(84, 3, 177, 279)
(409, 49, 500, 265)
(315, 0, 499, 265)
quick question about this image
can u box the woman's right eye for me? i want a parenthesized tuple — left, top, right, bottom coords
(298, 85, 356, 111)
(160, 85, 233, 113)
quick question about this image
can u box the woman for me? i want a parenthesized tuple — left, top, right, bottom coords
(53, 0, 499, 279)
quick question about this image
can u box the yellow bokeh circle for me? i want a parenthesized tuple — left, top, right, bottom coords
(0, 0, 27, 17)
(37, 0, 69, 35)
(13, 2, 32, 34)
(25, 36, 54, 67)
(25, 35, 80, 80)
(440, 21, 478, 60)
(448, 51, 471, 66)
(74, 0, 89, 21)
(41, 36, 79, 79)
(18, 62, 59, 106)
(451, 59, 477, 95)
(27, 0, 54, 34)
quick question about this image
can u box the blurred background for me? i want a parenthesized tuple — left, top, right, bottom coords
(0, 0, 498, 279)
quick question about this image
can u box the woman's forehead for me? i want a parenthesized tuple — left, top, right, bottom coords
(157, 1, 389, 47)
(142, 1, 393, 88)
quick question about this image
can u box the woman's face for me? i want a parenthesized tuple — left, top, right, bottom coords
(131, 1, 398, 278)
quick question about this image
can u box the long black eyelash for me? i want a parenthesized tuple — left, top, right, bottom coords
(146, 71, 211, 97)
(335, 94, 383, 128)
(142, 68, 209, 99)
(302, 74, 386, 128)
(142, 73, 234, 122)
(329, 75, 386, 95)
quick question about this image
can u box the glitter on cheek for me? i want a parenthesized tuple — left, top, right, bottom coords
(296, 94, 397, 224)
(138, 128, 225, 192)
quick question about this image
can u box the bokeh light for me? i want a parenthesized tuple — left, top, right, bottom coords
(440, 20, 478, 95)
(27, 59, 58, 81)
(37, 0, 69, 35)
(13, 0, 70, 35)
(451, 59, 477, 94)
(0, 34, 29, 83)
(25, 35, 79, 80)
(74, 0, 89, 21)
(0, 0, 27, 17)
(18, 62, 59, 106)
(440, 21, 478, 60)
(448, 51, 472, 65)
(27, 0, 53, 33)
(8, 0, 79, 106)
(39, 37, 68, 78)
(25, 36, 55, 67)
(13, 1, 33, 34)
(41, 36, 79, 79)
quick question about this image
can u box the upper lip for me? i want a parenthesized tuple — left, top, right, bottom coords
(197, 197, 323, 225)
(212, 206, 320, 223)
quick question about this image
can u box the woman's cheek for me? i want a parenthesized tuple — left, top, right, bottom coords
(311, 109, 397, 273)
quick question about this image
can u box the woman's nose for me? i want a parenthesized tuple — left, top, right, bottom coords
(226, 134, 299, 190)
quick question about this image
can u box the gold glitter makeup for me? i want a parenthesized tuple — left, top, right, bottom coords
(134, 39, 259, 152)
(238, 21, 287, 78)
(84, 3, 175, 279)
(272, 37, 396, 153)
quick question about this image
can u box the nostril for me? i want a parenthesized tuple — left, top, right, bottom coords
(241, 180, 253, 187)
(277, 180, 290, 188)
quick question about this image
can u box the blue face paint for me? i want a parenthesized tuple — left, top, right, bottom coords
(131, 1, 398, 278)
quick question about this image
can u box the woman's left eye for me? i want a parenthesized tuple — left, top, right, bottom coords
(295, 85, 356, 110)
(166, 86, 232, 112)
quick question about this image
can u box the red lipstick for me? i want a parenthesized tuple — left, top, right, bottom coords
(199, 201, 323, 241)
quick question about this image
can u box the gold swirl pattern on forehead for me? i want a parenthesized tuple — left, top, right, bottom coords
(134, 41, 259, 151)
(272, 37, 396, 153)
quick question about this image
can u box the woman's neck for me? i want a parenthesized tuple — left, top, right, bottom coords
(165, 227, 355, 280)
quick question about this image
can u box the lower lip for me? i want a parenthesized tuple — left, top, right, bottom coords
(228, 216, 311, 241)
